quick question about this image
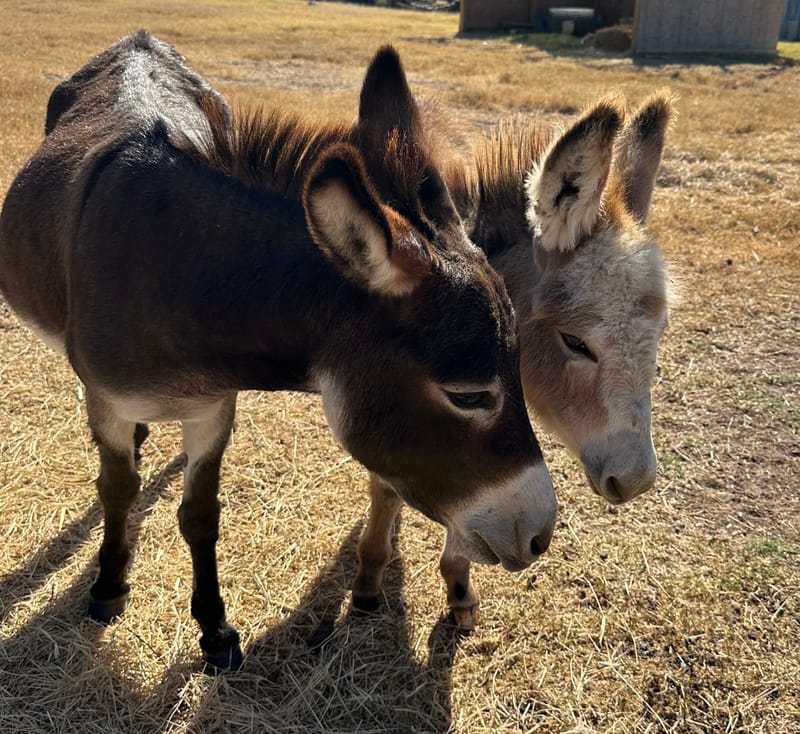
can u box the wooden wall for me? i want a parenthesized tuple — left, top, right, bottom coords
(633, 0, 785, 54)
(459, 0, 534, 31)
(459, 0, 635, 32)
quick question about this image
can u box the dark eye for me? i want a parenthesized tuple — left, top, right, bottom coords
(447, 391, 493, 410)
(419, 169, 445, 204)
(560, 332, 597, 362)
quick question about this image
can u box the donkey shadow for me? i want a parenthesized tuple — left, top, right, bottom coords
(166, 519, 462, 733)
(0, 457, 462, 732)
(0, 455, 186, 727)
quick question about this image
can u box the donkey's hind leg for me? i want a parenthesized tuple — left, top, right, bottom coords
(352, 473, 403, 613)
(177, 394, 241, 671)
(86, 390, 140, 623)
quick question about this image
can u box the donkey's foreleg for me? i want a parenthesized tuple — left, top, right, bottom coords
(86, 391, 140, 623)
(177, 394, 241, 670)
(440, 530, 479, 631)
(352, 472, 403, 613)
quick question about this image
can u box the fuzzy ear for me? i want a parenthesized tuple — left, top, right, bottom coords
(614, 91, 674, 224)
(357, 45, 420, 142)
(303, 144, 429, 296)
(525, 98, 624, 252)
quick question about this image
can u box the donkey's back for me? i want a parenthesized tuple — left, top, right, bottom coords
(0, 30, 230, 343)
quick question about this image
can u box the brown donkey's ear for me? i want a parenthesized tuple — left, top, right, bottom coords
(614, 91, 675, 224)
(357, 45, 421, 142)
(303, 144, 430, 297)
(525, 97, 624, 252)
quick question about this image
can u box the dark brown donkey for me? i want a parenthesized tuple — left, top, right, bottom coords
(0, 32, 557, 669)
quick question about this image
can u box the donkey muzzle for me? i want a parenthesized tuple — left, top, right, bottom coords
(582, 429, 658, 504)
(451, 463, 557, 570)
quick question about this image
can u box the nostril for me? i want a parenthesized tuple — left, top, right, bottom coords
(530, 534, 548, 557)
(603, 476, 624, 504)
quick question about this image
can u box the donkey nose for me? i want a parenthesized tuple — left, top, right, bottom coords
(601, 471, 653, 504)
(517, 516, 555, 564)
(601, 475, 626, 504)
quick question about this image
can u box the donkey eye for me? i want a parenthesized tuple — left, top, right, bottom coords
(447, 391, 493, 410)
(560, 332, 597, 362)
(418, 168, 445, 203)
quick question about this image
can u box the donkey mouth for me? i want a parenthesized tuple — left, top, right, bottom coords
(500, 557, 529, 573)
(462, 532, 501, 566)
(468, 533, 528, 572)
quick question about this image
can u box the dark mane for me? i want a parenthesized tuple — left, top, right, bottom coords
(476, 119, 552, 213)
(231, 106, 350, 197)
(444, 119, 552, 257)
(186, 98, 444, 218)
(177, 96, 350, 199)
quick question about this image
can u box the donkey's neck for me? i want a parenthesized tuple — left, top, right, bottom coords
(71, 150, 370, 398)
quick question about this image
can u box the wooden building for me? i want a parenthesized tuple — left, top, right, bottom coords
(632, 0, 786, 55)
(781, 0, 800, 41)
(459, 0, 785, 55)
(459, 0, 635, 33)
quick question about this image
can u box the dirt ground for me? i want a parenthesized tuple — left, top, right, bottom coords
(0, 2, 798, 733)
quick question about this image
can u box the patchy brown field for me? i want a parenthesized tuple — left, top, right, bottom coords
(1, 1, 798, 732)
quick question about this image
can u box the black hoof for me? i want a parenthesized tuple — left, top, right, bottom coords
(351, 594, 380, 615)
(202, 645, 243, 673)
(88, 590, 129, 624)
(200, 626, 243, 672)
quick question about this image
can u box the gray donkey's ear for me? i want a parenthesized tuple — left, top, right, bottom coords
(525, 97, 624, 252)
(614, 91, 675, 224)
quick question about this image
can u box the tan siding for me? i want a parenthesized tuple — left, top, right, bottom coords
(633, 0, 784, 54)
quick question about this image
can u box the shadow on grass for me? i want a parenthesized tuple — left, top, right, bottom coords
(0, 455, 186, 729)
(0, 453, 186, 627)
(412, 30, 799, 69)
(171, 518, 462, 733)
(0, 461, 462, 732)
(632, 52, 797, 69)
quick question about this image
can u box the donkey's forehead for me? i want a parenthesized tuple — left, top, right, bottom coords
(406, 255, 517, 383)
(555, 232, 668, 314)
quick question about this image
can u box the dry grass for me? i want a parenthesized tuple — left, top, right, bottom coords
(1, 1, 799, 732)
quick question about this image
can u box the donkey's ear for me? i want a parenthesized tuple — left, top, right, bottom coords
(358, 45, 420, 141)
(304, 144, 429, 297)
(614, 91, 674, 224)
(525, 98, 623, 252)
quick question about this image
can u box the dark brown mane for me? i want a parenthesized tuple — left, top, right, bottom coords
(230, 106, 350, 197)
(188, 98, 445, 220)
(442, 118, 552, 257)
(447, 118, 552, 218)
